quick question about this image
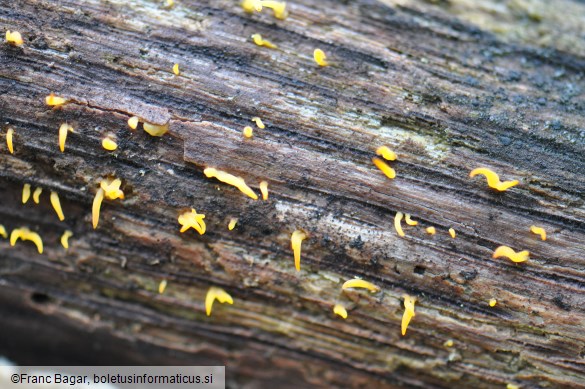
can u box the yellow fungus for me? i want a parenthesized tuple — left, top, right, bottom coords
(165, 0, 174, 8)
(402, 294, 416, 336)
(394, 211, 405, 237)
(50, 191, 65, 221)
(376, 146, 397, 161)
(173, 63, 180, 75)
(60, 230, 73, 250)
(449, 228, 456, 238)
(251, 33, 278, 49)
(33, 187, 42, 204)
(469, 167, 518, 191)
(59, 123, 74, 152)
(259, 181, 269, 200)
(93, 178, 124, 229)
(444, 339, 454, 347)
(261, 0, 287, 19)
(10, 227, 43, 254)
(228, 218, 238, 230)
(241, 0, 263, 13)
(489, 298, 497, 307)
(314, 48, 328, 66)
(404, 214, 418, 226)
(102, 137, 118, 151)
(426, 226, 436, 235)
(333, 304, 348, 319)
(158, 279, 168, 294)
(342, 278, 380, 293)
(530, 225, 546, 241)
(46, 93, 67, 107)
(143, 122, 169, 137)
(22, 183, 31, 204)
(0, 225, 7, 239)
(492, 246, 529, 263)
(372, 157, 396, 179)
(243, 126, 254, 138)
(6, 127, 14, 154)
(5, 30, 24, 46)
(178, 208, 206, 235)
(507, 384, 520, 389)
(204, 167, 258, 200)
(291, 230, 307, 271)
(205, 286, 233, 316)
(128, 116, 139, 130)
(92, 188, 105, 229)
(252, 117, 265, 129)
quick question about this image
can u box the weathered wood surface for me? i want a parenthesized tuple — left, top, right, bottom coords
(1, 0, 585, 388)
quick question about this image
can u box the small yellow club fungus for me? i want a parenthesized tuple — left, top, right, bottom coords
(46, 93, 67, 107)
(241, 0, 263, 13)
(228, 218, 238, 230)
(59, 123, 74, 152)
(33, 187, 42, 204)
(333, 304, 348, 319)
(204, 167, 258, 200)
(291, 229, 307, 271)
(178, 208, 206, 235)
(243, 126, 254, 138)
(262, 1, 287, 19)
(530, 225, 546, 241)
(444, 339, 454, 347)
(426, 226, 436, 235)
(6, 127, 14, 154)
(128, 116, 139, 130)
(507, 384, 520, 389)
(205, 286, 233, 316)
(10, 227, 43, 254)
(102, 136, 118, 151)
(404, 214, 418, 226)
(449, 228, 456, 238)
(251, 33, 277, 49)
(93, 178, 125, 229)
(372, 157, 396, 179)
(489, 298, 497, 307)
(158, 279, 168, 294)
(402, 294, 416, 336)
(173, 63, 180, 75)
(493, 246, 529, 263)
(394, 211, 405, 237)
(376, 146, 397, 161)
(0, 225, 7, 239)
(252, 117, 265, 129)
(5, 30, 24, 46)
(342, 278, 380, 293)
(143, 122, 169, 137)
(22, 183, 31, 204)
(60, 230, 73, 250)
(259, 180, 269, 200)
(50, 191, 65, 221)
(469, 167, 518, 191)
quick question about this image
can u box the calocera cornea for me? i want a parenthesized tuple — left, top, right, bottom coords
(33, 187, 42, 204)
(489, 298, 497, 307)
(449, 228, 456, 238)
(22, 184, 31, 204)
(469, 167, 518, 191)
(401, 294, 416, 336)
(404, 214, 417, 226)
(5, 30, 24, 46)
(252, 117, 265, 129)
(102, 136, 118, 151)
(333, 304, 348, 319)
(376, 146, 396, 161)
(372, 157, 396, 179)
(291, 230, 307, 271)
(251, 33, 277, 49)
(205, 287, 233, 316)
(60, 230, 73, 250)
(6, 127, 14, 154)
(59, 123, 74, 152)
(143, 122, 169, 137)
(530, 225, 546, 241)
(178, 209, 206, 235)
(0, 225, 7, 239)
(259, 181, 269, 200)
(243, 126, 254, 138)
(342, 278, 380, 293)
(394, 212, 405, 237)
(242, 0, 287, 19)
(128, 116, 139, 130)
(228, 218, 238, 230)
(92, 178, 125, 229)
(492, 245, 529, 263)
(50, 191, 65, 221)
(158, 280, 168, 294)
(173, 63, 180, 75)
(46, 93, 68, 107)
(425, 226, 436, 235)
(10, 227, 43, 254)
(204, 167, 258, 200)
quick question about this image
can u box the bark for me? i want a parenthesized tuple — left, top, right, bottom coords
(1, 0, 585, 388)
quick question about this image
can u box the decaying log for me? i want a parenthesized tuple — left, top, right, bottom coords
(1, 0, 585, 387)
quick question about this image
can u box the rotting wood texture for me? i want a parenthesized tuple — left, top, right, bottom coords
(1, 0, 585, 388)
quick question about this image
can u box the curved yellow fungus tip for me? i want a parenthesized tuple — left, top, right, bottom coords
(59, 123, 74, 152)
(22, 184, 31, 204)
(394, 212, 405, 237)
(259, 181, 269, 200)
(10, 227, 43, 254)
(93, 178, 125, 229)
(333, 304, 348, 319)
(0, 225, 7, 239)
(313, 48, 328, 66)
(158, 279, 168, 294)
(46, 93, 67, 107)
(128, 116, 139, 130)
(252, 117, 265, 129)
(228, 218, 238, 230)
(425, 226, 436, 235)
(469, 167, 518, 191)
(401, 294, 416, 336)
(173, 63, 180, 75)
(241, 0, 263, 13)
(291, 230, 307, 271)
(205, 286, 233, 316)
(50, 191, 65, 221)
(372, 157, 396, 179)
(251, 33, 278, 49)
(449, 228, 456, 238)
(530, 225, 546, 241)
(262, 0, 287, 19)
(143, 122, 169, 137)
(376, 146, 397, 161)
(102, 137, 118, 151)
(92, 188, 104, 229)
(6, 30, 24, 46)
(489, 298, 497, 307)
(33, 187, 42, 204)
(60, 230, 73, 250)
(342, 279, 380, 293)
(204, 167, 258, 200)
(6, 127, 14, 154)
(404, 214, 418, 226)
(243, 126, 254, 138)
(492, 246, 529, 263)
(178, 208, 206, 235)
(444, 339, 454, 347)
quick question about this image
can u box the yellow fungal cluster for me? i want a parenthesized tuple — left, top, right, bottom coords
(46, 93, 67, 107)
(469, 168, 518, 191)
(243, 126, 254, 138)
(492, 246, 529, 263)
(5, 30, 24, 46)
(10, 227, 43, 254)
(242, 0, 287, 19)
(228, 218, 238, 230)
(342, 278, 380, 293)
(60, 230, 73, 250)
(313, 49, 328, 67)
(204, 167, 258, 199)
(291, 229, 307, 271)
(251, 33, 277, 49)
(102, 136, 118, 151)
(50, 191, 65, 221)
(401, 294, 416, 336)
(59, 123, 74, 152)
(6, 127, 14, 154)
(205, 286, 233, 316)
(530, 225, 546, 241)
(252, 117, 265, 129)
(178, 209, 206, 235)
(173, 63, 180, 75)
(92, 178, 124, 229)
(333, 304, 347, 319)
(259, 181, 269, 200)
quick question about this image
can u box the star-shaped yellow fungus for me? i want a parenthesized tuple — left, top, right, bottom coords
(59, 123, 74, 152)
(205, 287, 233, 316)
(46, 93, 68, 107)
(60, 230, 73, 250)
(50, 191, 65, 221)
(404, 214, 417, 226)
(251, 33, 277, 49)
(143, 122, 169, 137)
(376, 146, 397, 161)
(530, 225, 546, 241)
(449, 228, 456, 238)
(33, 187, 42, 204)
(394, 211, 405, 237)
(492, 246, 529, 263)
(102, 136, 118, 151)
(342, 278, 380, 293)
(173, 63, 180, 75)
(158, 279, 168, 294)
(228, 218, 238, 230)
(203, 167, 258, 200)
(0, 225, 7, 239)
(10, 227, 43, 254)
(178, 209, 206, 235)
(333, 304, 348, 319)
(291, 229, 307, 271)
(6, 30, 24, 46)
(92, 178, 124, 229)
(252, 117, 265, 129)
(372, 157, 396, 179)
(489, 298, 497, 307)
(469, 167, 518, 191)
(22, 183, 31, 204)
(128, 116, 139, 130)
(313, 48, 328, 66)
(259, 181, 269, 200)
(6, 127, 14, 154)
(401, 294, 416, 336)
(425, 226, 436, 235)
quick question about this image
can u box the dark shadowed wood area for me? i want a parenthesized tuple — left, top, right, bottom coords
(1, 0, 585, 387)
